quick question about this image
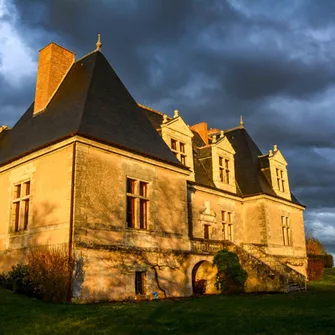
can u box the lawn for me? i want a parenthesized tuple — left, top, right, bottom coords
(0, 269, 334, 335)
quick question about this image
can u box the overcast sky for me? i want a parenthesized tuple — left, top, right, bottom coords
(0, 0, 334, 257)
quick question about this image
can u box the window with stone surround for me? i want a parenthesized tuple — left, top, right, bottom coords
(282, 216, 291, 246)
(276, 168, 285, 192)
(221, 210, 233, 241)
(11, 180, 31, 232)
(170, 138, 187, 166)
(126, 178, 149, 229)
(135, 271, 146, 295)
(219, 157, 230, 184)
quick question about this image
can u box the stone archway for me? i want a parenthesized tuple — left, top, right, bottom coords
(192, 260, 217, 294)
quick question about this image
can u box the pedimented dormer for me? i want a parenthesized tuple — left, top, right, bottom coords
(211, 132, 236, 193)
(260, 145, 291, 200)
(161, 110, 195, 179)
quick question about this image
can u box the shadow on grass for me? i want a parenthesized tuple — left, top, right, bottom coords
(0, 268, 334, 335)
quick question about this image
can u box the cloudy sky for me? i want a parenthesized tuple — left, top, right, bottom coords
(1, 0, 334, 257)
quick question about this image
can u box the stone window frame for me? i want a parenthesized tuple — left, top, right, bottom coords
(126, 178, 149, 230)
(281, 215, 291, 246)
(11, 180, 31, 233)
(221, 210, 233, 241)
(219, 156, 230, 184)
(170, 138, 187, 166)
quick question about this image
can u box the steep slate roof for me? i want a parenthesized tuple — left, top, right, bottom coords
(224, 128, 302, 205)
(0, 51, 183, 168)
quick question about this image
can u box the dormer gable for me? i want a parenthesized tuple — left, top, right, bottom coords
(160, 110, 194, 178)
(260, 145, 291, 200)
(210, 132, 236, 193)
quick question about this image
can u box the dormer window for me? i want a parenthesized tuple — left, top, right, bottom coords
(276, 168, 285, 192)
(171, 138, 187, 166)
(219, 157, 230, 184)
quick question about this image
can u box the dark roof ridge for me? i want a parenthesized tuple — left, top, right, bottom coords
(137, 103, 167, 117)
(76, 49, 99, 63)
(223, 125, 244, 133)
(76, 51, 99, 134)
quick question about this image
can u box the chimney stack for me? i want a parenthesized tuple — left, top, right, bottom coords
(34, 43, 75, 115)
(190, 122, 208, 145)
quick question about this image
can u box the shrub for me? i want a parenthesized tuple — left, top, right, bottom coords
(307, 258, 324, 281)
(7, 264, 37, 296)
(0, 272, 10, 289)
(324, 254, 334, 268)
(194, 279, 207, 294)
(27, 246, 74, 302)
(213, 249, 248, 294)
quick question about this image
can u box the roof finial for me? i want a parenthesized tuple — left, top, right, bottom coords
(240, 115, 244, 128)
(174, 109, 179, 118)
(96, 33, 102, 51)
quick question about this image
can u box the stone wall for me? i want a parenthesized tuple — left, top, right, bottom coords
(0, 143, 73, 272)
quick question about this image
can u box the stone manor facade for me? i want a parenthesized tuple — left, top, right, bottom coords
(0, 40, 307, 301)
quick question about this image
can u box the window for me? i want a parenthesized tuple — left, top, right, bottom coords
(170, 138, 187, 166)
(221, 210, 233, 241)
(12, 181, 31, 232)
(135, 271, 145, 295)
(219, 157, 230, 184)
(126, 178, 149, 229)
(276, 168, 285, 192)
(204, 224, 210, 239)
(282, 216, 291, 246)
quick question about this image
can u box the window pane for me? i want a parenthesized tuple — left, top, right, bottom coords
(14, 185, 21, 199)
(139, 182, 147, 197)
(14, 202, 20, 232)
(181, 155, 186, 166)
(23, 200, 29, 230)
(139, 199, 147, 229)
(225, 170, 230, 184)
(219, 168, 224, 182)
(221, 211, 225, 222)
(171, 139, 177, 150)
(219, 157, 223, 166)
(180, 142, 185, 153)
(227, 224, 232, 240)
(225, 159, 229, 169)
(127, 179, 136, 194)
(204, 225, 209, 239)
(227, 212, 232, 222)
(126, 197, 135, 228)
(24, 181, 31, 196)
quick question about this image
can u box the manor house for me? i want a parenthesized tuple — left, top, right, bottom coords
(0, 39, 307, 301)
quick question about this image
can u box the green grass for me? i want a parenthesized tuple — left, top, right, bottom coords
(1, 269, 334, 335)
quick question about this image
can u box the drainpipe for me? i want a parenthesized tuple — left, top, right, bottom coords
(67, 141, 76, 302)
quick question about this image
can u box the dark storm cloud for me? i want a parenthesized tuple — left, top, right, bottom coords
(2, 0, 335, 250)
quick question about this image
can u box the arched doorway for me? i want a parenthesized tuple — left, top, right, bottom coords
(192, 261, 217, 294)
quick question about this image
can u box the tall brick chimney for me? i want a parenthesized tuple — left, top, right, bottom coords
(34, 43, 75, 115)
